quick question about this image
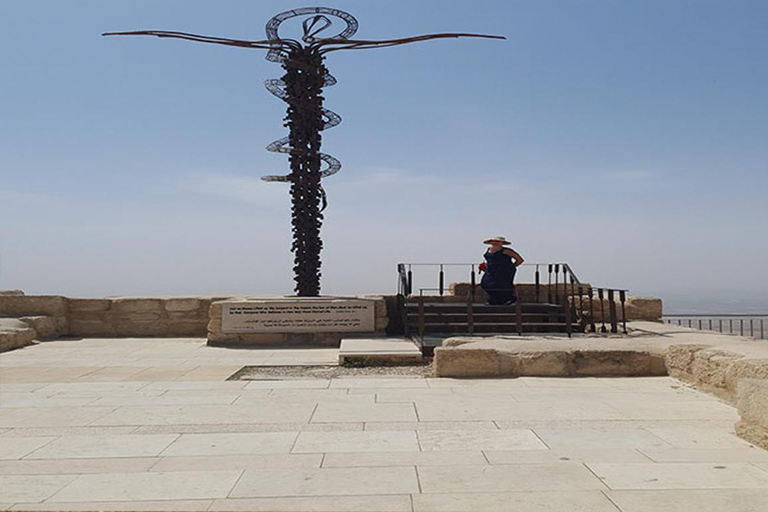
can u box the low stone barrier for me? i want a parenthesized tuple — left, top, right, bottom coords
(736, 379, 768, 450)
(68, 297, 228, 337)
(0, 318, 37, 352)
(0, 295, 68, 338)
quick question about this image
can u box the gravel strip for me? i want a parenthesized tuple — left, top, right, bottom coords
(229, 360, 434, 380)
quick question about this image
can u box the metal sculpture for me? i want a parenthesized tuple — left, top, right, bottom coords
(104, 7, 503, 296)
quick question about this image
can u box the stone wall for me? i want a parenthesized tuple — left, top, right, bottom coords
(0, 295, 230, 340)
(68, 297, 230, 337)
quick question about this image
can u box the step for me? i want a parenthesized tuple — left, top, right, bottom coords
(338, 337, 422, 365)
(407, 312, 565, 323)
(409, 323, 580, 334)
(405, 303, 566, 314)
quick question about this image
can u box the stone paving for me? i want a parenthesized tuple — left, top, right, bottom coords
(1, 338, 768, 511)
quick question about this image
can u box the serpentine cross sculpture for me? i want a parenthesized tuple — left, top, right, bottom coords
(105, 7, 504, 296)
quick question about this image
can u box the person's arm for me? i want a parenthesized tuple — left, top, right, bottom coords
(505, 249, 524, 267)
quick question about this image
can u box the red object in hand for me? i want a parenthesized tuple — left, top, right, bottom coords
(478, 262, 487, 272)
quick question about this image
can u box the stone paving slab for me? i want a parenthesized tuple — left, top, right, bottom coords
(418, 464, 606, 492)
(588, 462, 768, 490)
(604, 489, 768, 512)
(412, 490, 619, 512)
(321, 450, 488, 467)
(229, 467, 419, 497)
(0, 456, 159, 476)
(417, 429, 547, 451)
(208, 495, 412, 511)
(8, 499, 214, 511)
(338, 337, 422, 365)
(484, 448, 652, 464)
(48, 470, 243, 502)
(292, 431, 419, 453)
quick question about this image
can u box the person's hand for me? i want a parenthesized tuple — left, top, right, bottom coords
(478, 262, 487, 273)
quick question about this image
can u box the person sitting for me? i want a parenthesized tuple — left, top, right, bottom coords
(479, 236, 524, 305)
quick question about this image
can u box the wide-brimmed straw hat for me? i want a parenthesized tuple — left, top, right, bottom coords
(483, 236, 511, 245)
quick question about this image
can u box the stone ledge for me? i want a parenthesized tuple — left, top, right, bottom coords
(18, 315, 63, 340)
(736, 379, 768, 450)
(0, 318, 37, 352)
(435, 338, 668, 378)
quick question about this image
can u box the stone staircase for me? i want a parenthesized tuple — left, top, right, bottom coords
(404, 299, 583, 355)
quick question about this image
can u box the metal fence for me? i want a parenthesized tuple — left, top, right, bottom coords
(663, 315, 767, 340)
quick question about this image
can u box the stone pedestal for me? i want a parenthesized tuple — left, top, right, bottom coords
(207, 296, 388, 347)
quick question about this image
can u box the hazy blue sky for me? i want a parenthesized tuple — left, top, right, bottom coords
(1, 1, 766, 311)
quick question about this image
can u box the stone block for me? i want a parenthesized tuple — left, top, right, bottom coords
(167, 321, 207, 337)
(126, 312, 162, 322)
(67, 299, 111, 312)
(434, 348, 501, 377)
(208, 332, 287, 346)
(725, 359, 768, 402)
(665, 344, 709, 376)
(209, 302, 223, 320)
(375, 317, 390, 331)
(18, 316, 61, 340)
(736, 379, 768, 450)
(112, 298, 163, 313)
(167, 310, 204, 321)
(165, 298, 202, 312)
(515, 350, 570, 376)
(0, 318, 36, 352)
(572, 350, 655, 377)
(625, 296, 663, 321)
(208, 317, 222, 332)
(70, 310, 110, 323)
(0, 295, 67, 317)
(115, 321, 168, 337)
(68, 320, 117, 337)
(691, 350, 743, 399)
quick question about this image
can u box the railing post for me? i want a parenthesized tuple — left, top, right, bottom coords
(588, 287, 596, 333)
(439, 264, 444, 296)
(398, 293, 409, 337)
(554, 264, 560, 305)
(535, 265, 540, 303)
(470, 264, 476, 302)
(569, 274, 577, 322)
(515, 299, 523, 336)
(578, 285, 584, 327)
(467, 291, 474, 336)
(564, 291, 573, 338)
(547, 264, 553, 304)
(417, 293, 425, 341)
(407, 265, 413, 296)
(619, 290, 627, 334)
(598, 288, 607, 333)
(608, 289, 618, 334)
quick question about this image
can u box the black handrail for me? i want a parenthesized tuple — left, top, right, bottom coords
(663, 314, 767, 340)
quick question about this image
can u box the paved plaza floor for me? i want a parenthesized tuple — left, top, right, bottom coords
(2, 338, 768, 511)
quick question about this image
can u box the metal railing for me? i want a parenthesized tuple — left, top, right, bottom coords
(663, 314, 767, 340)
(397, 262, 628, 336)
(397, 262, 581, 300)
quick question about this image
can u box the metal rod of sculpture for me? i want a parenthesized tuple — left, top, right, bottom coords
(104, 7, 504, 297)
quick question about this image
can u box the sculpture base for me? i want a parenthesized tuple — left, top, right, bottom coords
(207, 296, 388, 347)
